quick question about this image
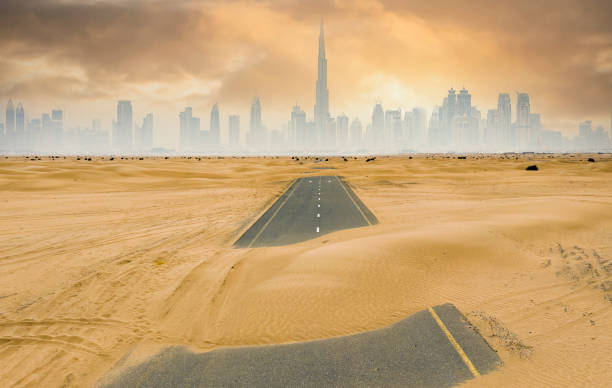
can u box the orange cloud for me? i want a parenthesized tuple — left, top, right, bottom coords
(0, 0, 610, 145)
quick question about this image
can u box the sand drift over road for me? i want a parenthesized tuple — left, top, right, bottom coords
(0, 155, 610, 387)
(103, 304, 500, 387)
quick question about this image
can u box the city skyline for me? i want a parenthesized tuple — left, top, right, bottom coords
(1, 64, 611, 154)
(1, 6, 612, 153)
(1, 0, 611, 146)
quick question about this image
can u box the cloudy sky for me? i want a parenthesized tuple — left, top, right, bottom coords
(1, 0, 611, 146)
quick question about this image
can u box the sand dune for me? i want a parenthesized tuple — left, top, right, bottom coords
(0, 154, 611, 387)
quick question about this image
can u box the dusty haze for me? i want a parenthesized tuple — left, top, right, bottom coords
(1, 0, 611, 143)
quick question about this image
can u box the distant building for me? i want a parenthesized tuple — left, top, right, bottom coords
(15, 103, 24, 132)
(228, 115, 240, 148)
(485, 109, 499, 149)
(270, 129, 285, 152)
(452, 114, 479, 150)
(92, 119, 101, 132)
(51, 109, 63, 126)
(497, 93, 512, 149)
(289, 105, 306, 150)
(441, 88, 456, 146)
(25, 118, 39, 150)
(209, 103, 220, 146)
(516, 93, 530, 149)
(539, 129, 563, 151)
(324, 116, 337, 150)
(115, 100, 132, 151)
(42, 113, 51, 145)
(575, 120, 609, 151)
(250, 97, 261, 133)
(427, 106, 442, 148)
(336, 114, 349, 150)
(456, 88, 471, 117)
(5, 99, 15, 135)
(371, 103, 384, 149)
(404, 108, 427, 149)
(40, 112, 62, 149)
(39, 109, 64, 150)
(385, 109, 402, 148)
(248, 96, 266, 149)
(350, 118, 362, 149)
(135, 113, 153, 151)
(314, 22, 330, 146)
(528, 113, 541, 148)
(179, 107, 200, 150)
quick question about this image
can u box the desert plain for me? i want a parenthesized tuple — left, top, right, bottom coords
(0, 154, 611, 387)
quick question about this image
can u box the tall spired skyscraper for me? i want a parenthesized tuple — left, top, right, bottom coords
(314, 21, 329, 136)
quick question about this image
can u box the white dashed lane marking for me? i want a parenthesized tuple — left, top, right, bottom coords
(235, 175, 378, 248)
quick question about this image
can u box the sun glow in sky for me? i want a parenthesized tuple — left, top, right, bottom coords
(1, 0, 611, 146)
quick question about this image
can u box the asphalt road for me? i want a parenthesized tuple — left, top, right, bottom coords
(102, 304, 500, 387)
(234, 176, 378, 248)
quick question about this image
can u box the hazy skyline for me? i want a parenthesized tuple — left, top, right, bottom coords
(1, 0, 611, 146)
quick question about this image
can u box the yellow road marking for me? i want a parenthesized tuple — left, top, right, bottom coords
(248, 179, 302, 248)
(335, 176, 371, 226)
(428, 306, 481, 378)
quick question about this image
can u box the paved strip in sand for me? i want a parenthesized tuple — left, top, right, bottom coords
(102, 303, 500, 387)
(234, 175, 378, 247)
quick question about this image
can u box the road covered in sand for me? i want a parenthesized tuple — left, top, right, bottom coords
(234, 175, 378, 248)
(0, 154, 611, 387)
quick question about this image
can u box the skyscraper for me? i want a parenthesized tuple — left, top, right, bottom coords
(15, 103, 24, 132)
(51, 109, 63, 126)
(516, 93, 530, 149)
(428, 106, 442, 147)
(289, 105, 306, 150)
(314, 21, 329, 144)
(92, 119, 101, 132)
(336, 114, 349, 150)
(408, 108, 428, 148)
(457, 88, 471, 117)
(350, 118, 362, 149)
(52, 109, 63, 148)
(528, 112, 541, 148)
(442, 88, 456, 146)
(228, 115, 240, 148)
(250, 97, 261, 133)
(179, 107, 192, 149)
(179, 107, 200, 150)
(371, 103, 384, 148)
(486, 109, 499, 148)
(210, 103, 220, 145)
(435, 88, 458, 148)
(115, 100, 133, 151)
(497, 93, 512, 149)
(248, 96, 263, 148)
(5, 99, 15, 135)
(385, 109, 402, 147)
(136, 113, 153, 151)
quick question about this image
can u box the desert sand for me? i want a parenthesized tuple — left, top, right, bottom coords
(0, 154, 611, 387)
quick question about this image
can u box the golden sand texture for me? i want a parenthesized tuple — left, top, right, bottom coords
(0, 154, 611, 387)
